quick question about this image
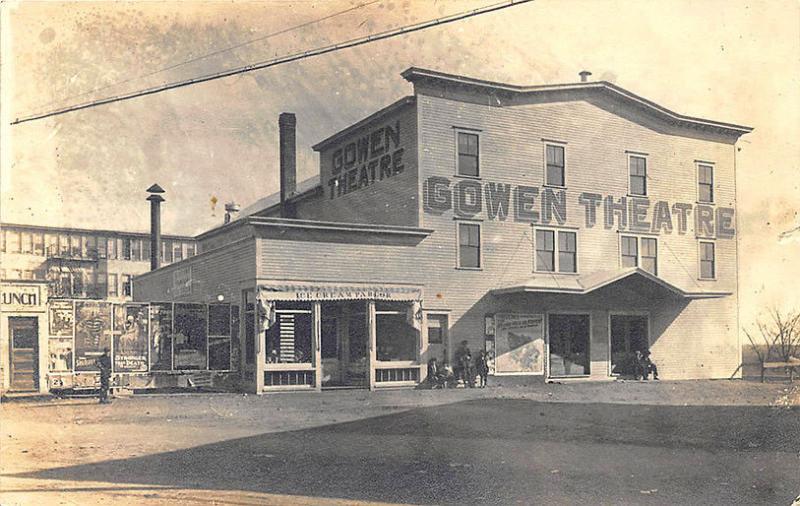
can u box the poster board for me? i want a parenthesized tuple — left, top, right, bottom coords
(48, 300, 74, 337)
(494, 313, 544, 374)
(113, 304, 149, 372)
(74, 301, 112, 371)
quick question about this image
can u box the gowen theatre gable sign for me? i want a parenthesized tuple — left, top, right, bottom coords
(423, 176, 735, 238)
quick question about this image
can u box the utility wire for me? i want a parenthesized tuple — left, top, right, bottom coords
(11, 0, 534, 126)
(36, 0, 381, 111)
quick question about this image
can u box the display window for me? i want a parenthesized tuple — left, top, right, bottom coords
(376, 302, 417, 362)
(266, 302, 312, 364)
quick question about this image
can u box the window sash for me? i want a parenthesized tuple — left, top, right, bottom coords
(535, 229, 555, 272)
(558, 231, 577, 273)
(458, 223, 481, 268)
(700, 242, 715, 278)
(545, 145, 565, 186)
(629, 156, 647, 195)
(457, 132, 479, 177)
(621, 236, 638, 267)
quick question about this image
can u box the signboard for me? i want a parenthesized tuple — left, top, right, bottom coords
(74, 301, 112, 371)
(150, 303, 173, 371)
(172, 267, 192, 297)
(113, 304, 149, 372)
(495, 314, 545, 374)
(48, 300, 74, 336)
(423, 176, 736, 239)
(258, 283, 422, 302)
(1, 283, 44, 311)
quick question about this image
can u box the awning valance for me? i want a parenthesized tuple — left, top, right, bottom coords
(492, 267, 730, 300)
(257, 281, 423, 302)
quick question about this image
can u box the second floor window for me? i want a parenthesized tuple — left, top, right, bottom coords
(108, 273, 118, 297)
(629, 155, 647, 196)
(122, 275, 133, 297)
(699, 241, 716, 279)
(458, 222, 481, 268)
(698, 163, 714, 203)
(545, 144, 565, 187)
(535, 229, 577, 273)
(621, 235, 658, 275)
(457, 132, 479, 177)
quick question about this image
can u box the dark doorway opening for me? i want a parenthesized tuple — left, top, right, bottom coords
(9, 317, 39, 391)
(548, 314, 590, 377)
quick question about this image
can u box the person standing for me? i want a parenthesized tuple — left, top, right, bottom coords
(475, 350, 490, 388)
(95, 347, 112, 404)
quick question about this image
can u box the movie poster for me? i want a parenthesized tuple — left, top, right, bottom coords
(74, 301, 112, 371)
(48, 300, 74, 337)
(494, 314, 544, 374)
(49, 338, 73, 372)
(113, 304, 149, 372)
(150, 302, 173, 371)
(173, 303, 207, 370)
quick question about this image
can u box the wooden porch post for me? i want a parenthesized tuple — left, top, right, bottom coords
(313, 301, 322, 392)
(368, 300, 376, 391)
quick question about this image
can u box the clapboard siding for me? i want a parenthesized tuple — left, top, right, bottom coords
(296, 100, 419, 226)
(413, 91, 740, 379)
(134, 239, 256, 306)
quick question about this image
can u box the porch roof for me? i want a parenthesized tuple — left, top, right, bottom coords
(492, 267, 730, 300)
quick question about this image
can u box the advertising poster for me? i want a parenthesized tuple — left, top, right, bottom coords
(49, 338, 73, 372)
(174, 303, 207, 370)
(48, 300, 74, 337)
(74, 301, 112, 371)
(150, 303, 173, 371)
(495, 314, 544, 374)
(113, 304, 149, 372)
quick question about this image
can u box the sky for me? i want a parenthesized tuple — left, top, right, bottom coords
(1, 0, 798, 324)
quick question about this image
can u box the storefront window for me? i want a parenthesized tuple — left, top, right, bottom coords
(150, 302, 173, 370)
(266, 302, 312, 364)
(208, 304, 232, 370)
(244, 291, 255, 364)
(548, 313, 590, 376)
(173, 303, 207, 370)
(376, 302, 417, 362)
(321, 317, 338, 359)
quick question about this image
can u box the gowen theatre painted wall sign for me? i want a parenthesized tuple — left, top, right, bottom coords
(423, 176, 735, 238)
(326, 120, 406, 200)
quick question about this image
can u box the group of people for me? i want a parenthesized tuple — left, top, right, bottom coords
(426, 340, 491, 389)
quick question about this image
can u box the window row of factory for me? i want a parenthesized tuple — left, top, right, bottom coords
(1, 268, 137, 299)
(0, 229, 196, 263)
(455, 131, 717, 203)
(456, 222, 717, 280)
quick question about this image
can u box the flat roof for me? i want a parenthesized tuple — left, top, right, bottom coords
(0, 222, 195, 241)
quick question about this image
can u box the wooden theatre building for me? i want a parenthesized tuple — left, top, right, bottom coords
(134, 67, 752, 393)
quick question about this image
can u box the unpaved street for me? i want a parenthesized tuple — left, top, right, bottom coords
(2, 381, 799, 505)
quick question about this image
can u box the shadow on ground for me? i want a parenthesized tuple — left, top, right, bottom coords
(6, 399, 800, 505)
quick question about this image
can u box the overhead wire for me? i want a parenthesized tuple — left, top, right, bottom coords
(11, 0, 535, 126)
(35, 0, 382, 111)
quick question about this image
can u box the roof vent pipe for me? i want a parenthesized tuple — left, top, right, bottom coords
(224, 202, 240, 224)
(279, 112, 297, 219)
(579, 70, 592, 82)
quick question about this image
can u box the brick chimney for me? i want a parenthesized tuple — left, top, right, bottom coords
(279, 112, 297, 218)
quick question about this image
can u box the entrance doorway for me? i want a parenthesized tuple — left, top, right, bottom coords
(320, 301, 368, 387)
(610, 314, 649, 376)
(9, 317, 39, 391)
(547, 314, 590, 377)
